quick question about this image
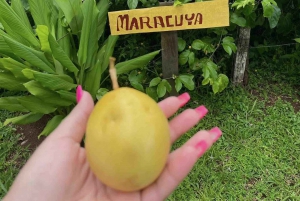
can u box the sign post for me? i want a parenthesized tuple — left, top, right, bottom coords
(108, 0, 229, 95)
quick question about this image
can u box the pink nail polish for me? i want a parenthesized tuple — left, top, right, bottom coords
(210, 127, 222, 142)
(195, 140, 209, 157)
(194, 105, 208, 118)
(76, 85, 83, 103)
(178, 92, 190, 107)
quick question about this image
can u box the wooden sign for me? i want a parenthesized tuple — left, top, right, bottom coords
(108, 0, 229, 35)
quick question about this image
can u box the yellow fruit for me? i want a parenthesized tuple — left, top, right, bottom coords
(85, 87, 170, 192)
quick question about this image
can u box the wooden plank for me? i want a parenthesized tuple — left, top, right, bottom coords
(108, 0, 229, 35)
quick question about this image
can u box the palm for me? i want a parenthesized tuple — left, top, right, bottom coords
(4, 92, 220, 201)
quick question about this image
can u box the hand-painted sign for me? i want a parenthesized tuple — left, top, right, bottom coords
(108, 0, 229, 35)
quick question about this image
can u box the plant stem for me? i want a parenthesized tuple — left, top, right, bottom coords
(109, 57, 119, 90)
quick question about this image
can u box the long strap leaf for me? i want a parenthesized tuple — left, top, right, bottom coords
(17, 96, 57, 114)
(0, 72, 27, 91)
(116, 50, 161, 74)
(96, 0, 109, 39)
(0, 58, 30, 81)
(4, 113, 43, 126)
(0, 33, 55, 74)
(54, 0, 83, 33)
(0, 97, 29, 112)
(22, 69, 77, 91)
(38, 115, 65, 138)
(11, 0, 32, 32)
(78, 0, 100, 68)
(24, 80, 74, 107)
(0, 0, 40, 47)
(28, 0, 52, 29)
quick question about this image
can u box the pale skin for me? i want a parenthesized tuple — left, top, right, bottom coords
(3, 91, 221, 201)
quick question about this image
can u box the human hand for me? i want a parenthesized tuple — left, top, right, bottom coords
(3, 90, 222, 201)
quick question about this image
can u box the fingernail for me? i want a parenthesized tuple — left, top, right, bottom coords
(76, 85, 83, 103)
(210, 127, 222, 142)
(195, 140, 209, 157)
(194, 105, 208, 118)
(178, 92, 190, 107)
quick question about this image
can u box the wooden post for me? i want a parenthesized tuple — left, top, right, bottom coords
(160, 1, 178, 96)
(233, 27, 251, 85)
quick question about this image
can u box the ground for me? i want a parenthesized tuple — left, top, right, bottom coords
(1, 62, 299, 200)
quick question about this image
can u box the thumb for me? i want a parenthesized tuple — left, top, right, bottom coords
(51, 90, 94, 142)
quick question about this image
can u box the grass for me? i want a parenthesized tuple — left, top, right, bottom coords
(0, 61, 299, 200)
(168, 61, 300, 200)
(0, 110, 30, 198)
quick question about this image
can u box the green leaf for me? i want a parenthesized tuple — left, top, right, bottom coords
(0, 33, 55, 73)
(188, 51, 195, 67)
(28, 0, 51, 28)
(192, 39, 204, 50)
(179, 74, 195, 90)
(0, 72, 27, 91)
(212, 83, 219, 94)
(38, 115, 65, 138)
(230, 13, 247, 27)
(0, 97, 29, 112)
(22, 69, 77, 91)
(54, 0, 83, 33)
(268, 5, 281, 29)
(202, 77, 210, 85)
(146, 87, 158, 102)
(200, 58, 218, 80)
(157, 82, 166, 98)
(175, 78, 182, 92)
(179, 50, 190, 65)
(4, 113, 43, 126)
(178, 37, 186, 52)
(294, 38, 300, 43)
(18, 96, 57, 114)
(57, 90, 76, 102)
(262, 0, 277, 17)
(78, 0, 100, 68)
(0, 0, 40, 47)
(0, 58, 30, 81)
(131, 82, 144, 92)
(149, 77, 161, 87)
(191, 58, 201, 71)
(127, 0, 138, 9)
(24, 80, 73, 106)
(11, 0, 32, 31)
(96, 88, 109, 100)
(232, 0, 255, 9)
(222, 36, 237, 56)
(161, 79, 172, 93)
(116, 50, 160, 74)
(216, 74, 229, 92)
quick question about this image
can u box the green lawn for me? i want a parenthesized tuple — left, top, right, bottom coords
(1, 64, 299, 200)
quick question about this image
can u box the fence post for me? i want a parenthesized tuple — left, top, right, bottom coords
(159, 1, 179, 96)
(233, 27, 251, 85)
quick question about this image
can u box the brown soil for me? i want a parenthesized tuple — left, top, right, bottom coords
(16, 115, 51, 152)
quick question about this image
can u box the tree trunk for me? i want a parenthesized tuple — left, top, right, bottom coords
(233, 27, 251, 85)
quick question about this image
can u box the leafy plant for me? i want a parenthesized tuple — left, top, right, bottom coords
(0, 0, 160, 138)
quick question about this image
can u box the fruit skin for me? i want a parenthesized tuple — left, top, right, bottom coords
(86, 87, 170, 192)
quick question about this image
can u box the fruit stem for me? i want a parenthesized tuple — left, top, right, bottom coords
(109, 57, 119, 90)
